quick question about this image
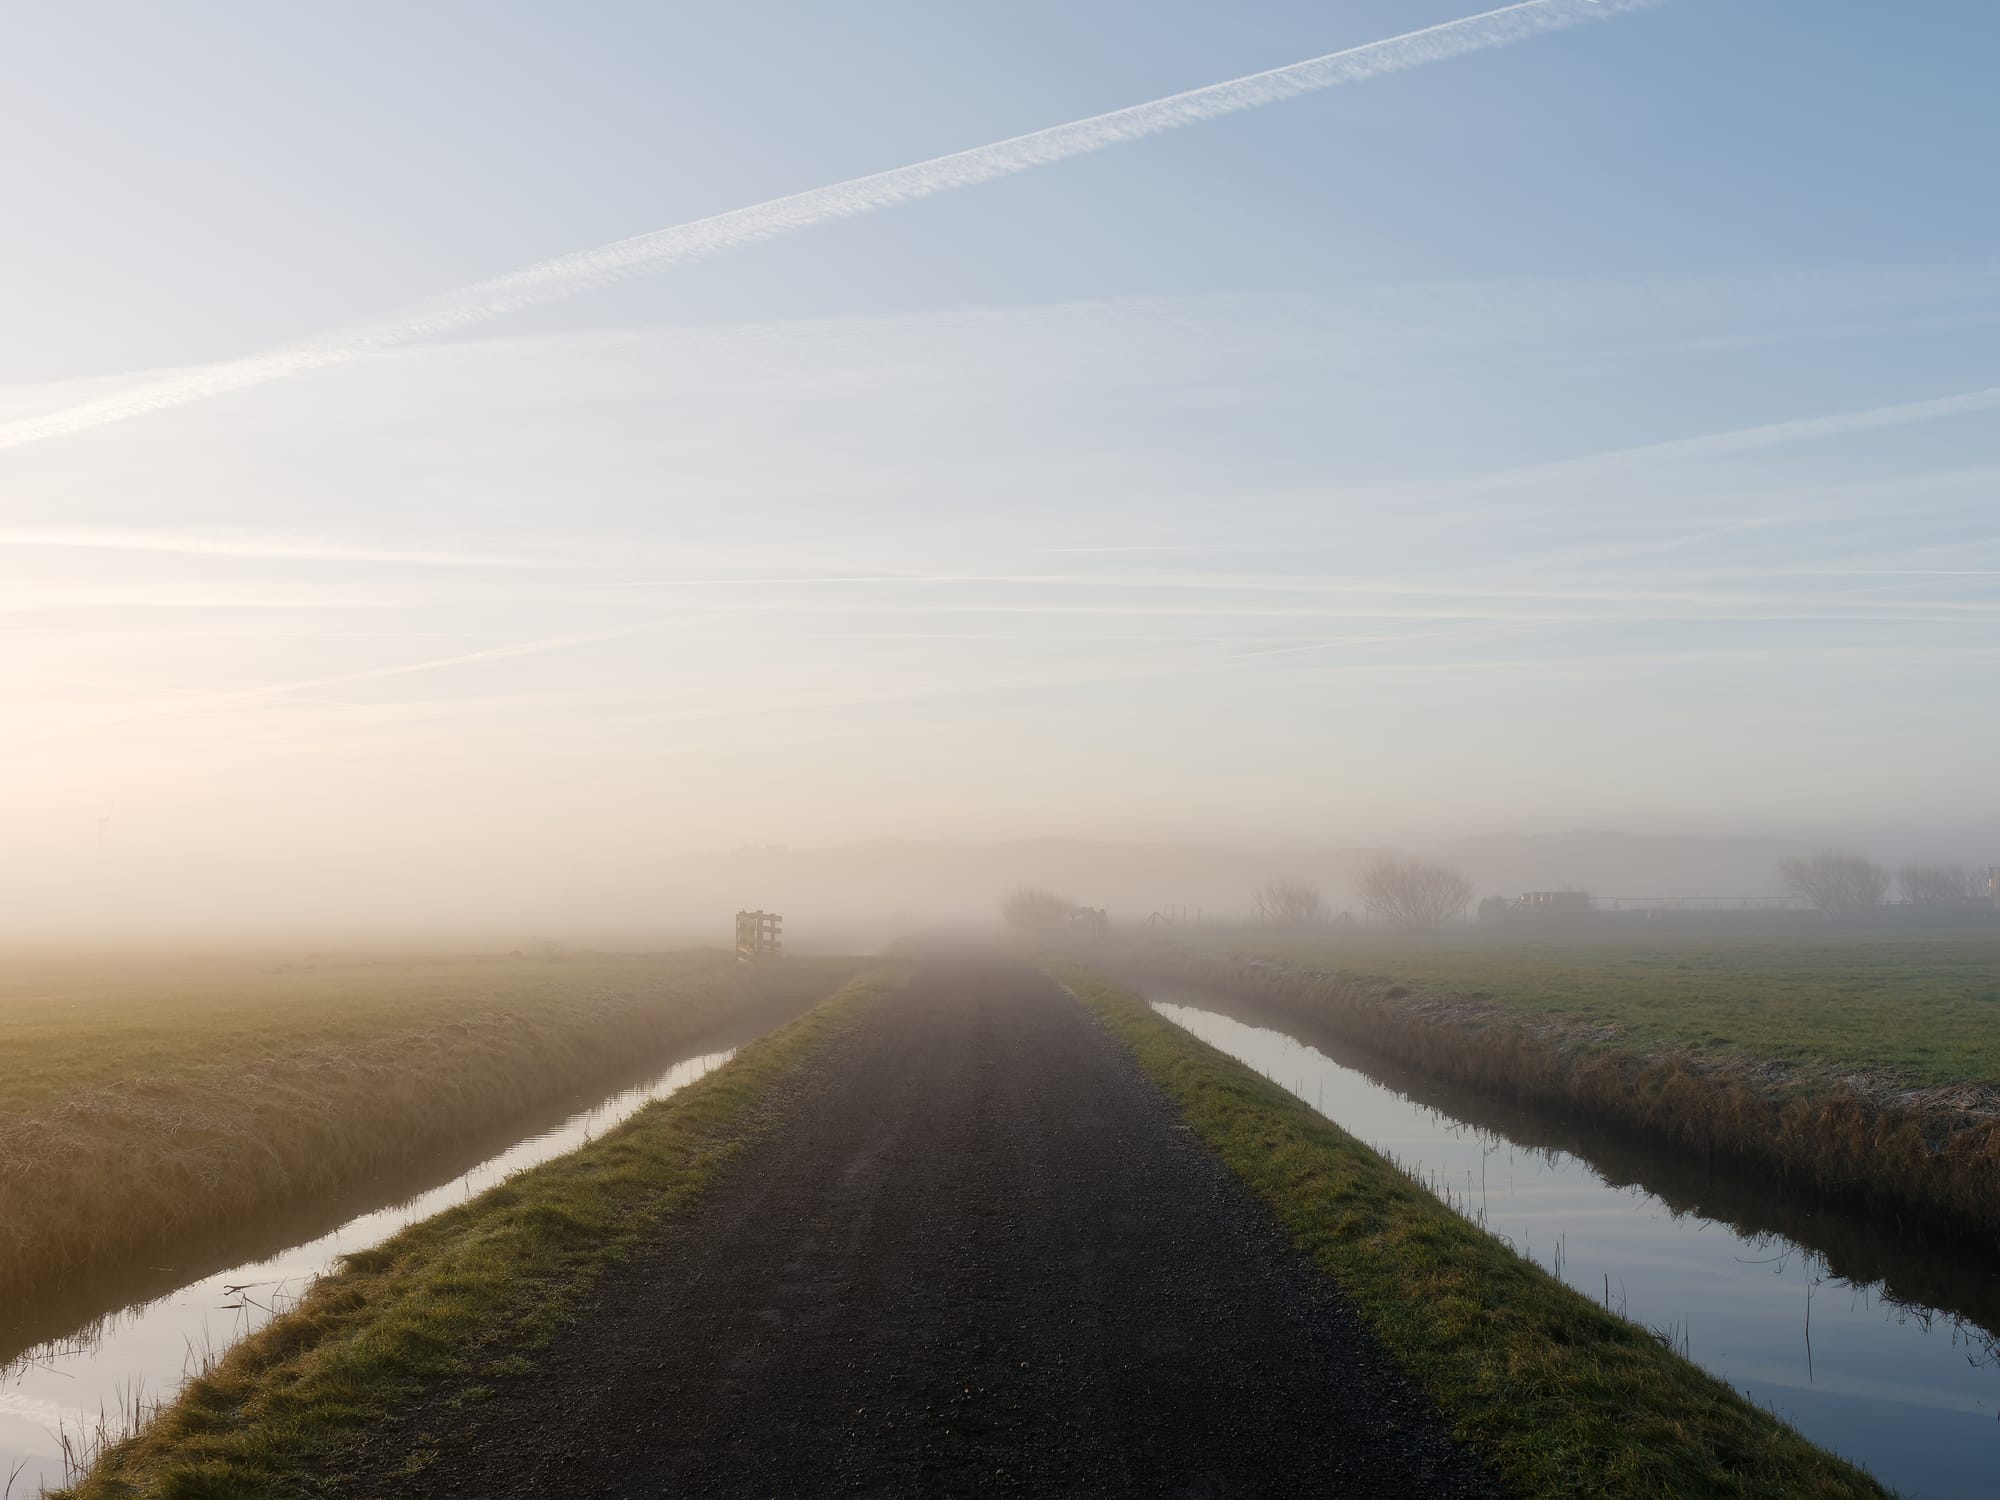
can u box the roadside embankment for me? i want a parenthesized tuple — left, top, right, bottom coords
(1062, 966, 1889, 1499)
(0, 951, 859, 1311)
(1109, 942, 2000, 1245)
(46, 963, 902, 1500)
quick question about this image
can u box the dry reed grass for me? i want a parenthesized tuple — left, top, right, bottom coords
(1122, 947, 2000, 1244)
(0, 951, 855, 1308)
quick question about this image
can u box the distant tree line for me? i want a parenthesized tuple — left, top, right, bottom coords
(1009, 850, 1988, 942)
(1779, 852, 1992, 917)
(1898, 862, 1987, 905)
(1247, 855, 1476, 934)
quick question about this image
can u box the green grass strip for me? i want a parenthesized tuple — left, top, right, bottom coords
(1060, 965, 1890, 1500)
(1182, 931, 2000, 1087)
(54, 963, 904, 1500)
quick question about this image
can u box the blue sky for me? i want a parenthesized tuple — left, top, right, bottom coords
(7, 0, 1997, 371)
(2, 1, 1996, 932)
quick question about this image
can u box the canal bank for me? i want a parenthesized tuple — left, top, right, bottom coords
(1118, 945, 2000, 1250)
(1097, 964, 2000, 1498)
(3, 966, 875, 1497)
(1063, 965, 1887, 1499)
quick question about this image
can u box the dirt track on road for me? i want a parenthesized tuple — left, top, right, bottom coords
(374, 948, 1497, 1498)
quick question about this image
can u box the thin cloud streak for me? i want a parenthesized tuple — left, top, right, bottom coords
(808, 602, 2000, 625)
(592, 632, 2000, 739)
(1495, 384, 2000, 484)
(0, 583, 400, 612)
(1798, 568, 2000, 577)
(1288, 642, 2000, 679)
(0, 0, 1657, 452)
(590, 567, 2000, 619)
(0, 528, 587, 570)
(0, 620, 681, 750)
(1056, 423, 2000, 559)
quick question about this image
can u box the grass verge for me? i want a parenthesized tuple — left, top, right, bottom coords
(47, 963, 902, 1500)
(1, 951, 856, 1307)
(1129, 943, 2000, 1244)
(1061, 965, 1889, 1500)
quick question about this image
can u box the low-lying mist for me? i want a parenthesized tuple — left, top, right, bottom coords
(10, 827, 1994, 952)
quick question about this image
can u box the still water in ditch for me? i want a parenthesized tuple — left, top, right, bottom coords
(1137, 975, 2000, 1500)
(0, 1046, 734, 1494)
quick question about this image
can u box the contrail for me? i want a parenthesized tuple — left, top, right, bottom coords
(0, 0, 1659, 453)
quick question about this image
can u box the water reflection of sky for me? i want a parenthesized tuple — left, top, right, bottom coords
(1, 1048, 732, 1495)
(1149, 992, 2000, 1500)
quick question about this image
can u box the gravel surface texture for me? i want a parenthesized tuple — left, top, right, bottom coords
(371, 947, 1499, 1498)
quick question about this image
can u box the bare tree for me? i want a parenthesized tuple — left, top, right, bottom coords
(1357, 856, 1474, 932)
(1000, 886, 1077, 935)
(1253, 880, 1325, 930)
(1778, 852, 1890, 918)
(1899, 862, 1983, 905)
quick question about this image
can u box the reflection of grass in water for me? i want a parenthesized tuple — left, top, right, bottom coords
(1146, 936, 2000, 1244)
(1193, 929, 2000, 1085)
(47, 965, 899, 1500)
(1067, 966, 1889, 1500)
(1208, 987, 2000, 1349)
(0, 951, 862, 1307)
(53, 1378, 150, 1494)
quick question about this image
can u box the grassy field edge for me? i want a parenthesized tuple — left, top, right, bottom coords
(1059, 964, 1889, 1500)
(1123, 946, 2000, 1245)
(50, 962, 905, 1500)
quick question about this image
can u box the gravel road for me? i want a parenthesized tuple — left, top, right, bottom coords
(374, 947, 1498, 1498)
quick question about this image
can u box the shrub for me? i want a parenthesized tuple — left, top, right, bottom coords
(1779, 852, 1889, 918)
(1358, 857, 1473, 932)
(1000, 886, 1077, 935)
